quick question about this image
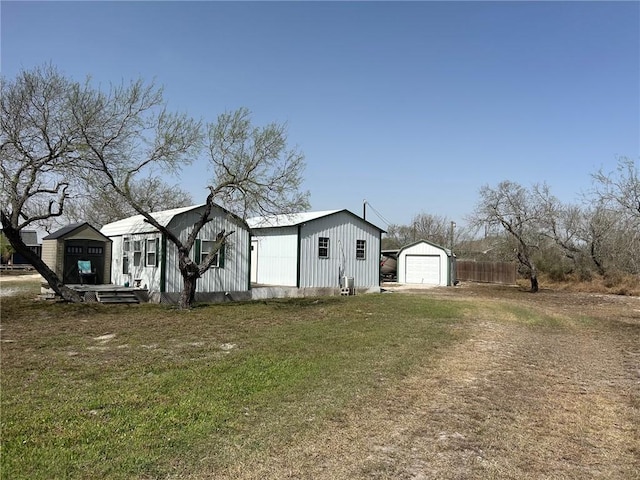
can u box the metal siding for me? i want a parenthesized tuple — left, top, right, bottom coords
(299, 211, 380, 288)
(397, 241, 450, 286)
(251, 227, 298, 286)
(106, 205, 250, 293)
(166, 208, 250, 293)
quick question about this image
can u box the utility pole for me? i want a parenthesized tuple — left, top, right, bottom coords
(450, 221, 456, 253)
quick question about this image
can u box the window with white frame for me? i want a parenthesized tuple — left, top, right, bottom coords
(146, 238, 157, 267)
(133, 240, 142, 267)
(318, 237, 329, 258)
(122, 238, 130, 274)
(200, 240, 222, 267)
(356, 239, 366, 259)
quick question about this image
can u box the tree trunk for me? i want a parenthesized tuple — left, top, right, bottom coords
(530, 271, 539, 292)
(178, 251, 199, 309)
(516, 249, 539, 293)
(0, 221, 82, 302)
(590, 241, 606, 276)
(179, 274, 197, 310)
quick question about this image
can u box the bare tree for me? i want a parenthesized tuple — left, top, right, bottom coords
(61, 176, 193, 229)
(590, 157, 640, 275)
(2, 65, 309, 308)
(383, 212, 455, 249)
(472, 181, 543, 292)
(592, 157, 640, 220)
(0, 65, 83, 301)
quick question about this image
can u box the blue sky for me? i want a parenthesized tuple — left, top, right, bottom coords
(2, 1, 639, 229)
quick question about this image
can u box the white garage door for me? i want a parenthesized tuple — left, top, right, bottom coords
(404, 255, 440, 284)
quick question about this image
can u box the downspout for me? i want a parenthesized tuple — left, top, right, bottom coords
(247, 233, 252, 291)
(378, 231, 382, 286)
(296, 224, 301, 288)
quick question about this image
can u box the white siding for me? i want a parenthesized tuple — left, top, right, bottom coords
(109, 233, 161, 290)
(397, 241, 450, 286)
(249, 210, 382, 289)
(298, 211, 380, 288)
(165, 209, 250, 294)
(250, 226, 298, 286)
(104, 205, 250, 294)
(404, 255, 440, 284)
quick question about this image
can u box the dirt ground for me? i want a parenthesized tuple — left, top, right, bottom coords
(216, 283, 640, 479)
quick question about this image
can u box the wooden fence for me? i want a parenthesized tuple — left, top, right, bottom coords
(456, 260, 517, 285)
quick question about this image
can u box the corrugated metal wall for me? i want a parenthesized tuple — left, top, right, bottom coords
(164, 208, 250, 294)
(106, 206, 250, 294)
(299, 211, 381, 288)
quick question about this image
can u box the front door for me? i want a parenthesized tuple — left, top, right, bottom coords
(63, 240, 106, 284)
(250, 240, 258, 283)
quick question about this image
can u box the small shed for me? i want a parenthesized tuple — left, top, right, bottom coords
(42, 223, 112, 285)
(100, 204, 251, 303)
(247, 209, 385, 291)
(397, 240, 455, 286)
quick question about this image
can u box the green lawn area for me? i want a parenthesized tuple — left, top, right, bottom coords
(1, 287, 470, 479)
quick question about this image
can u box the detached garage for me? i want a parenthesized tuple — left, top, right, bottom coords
(397, 240, 455, 286)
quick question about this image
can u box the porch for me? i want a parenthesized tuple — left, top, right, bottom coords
(41, 282, 148, 304)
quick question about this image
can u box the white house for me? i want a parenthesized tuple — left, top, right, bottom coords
(396, 240, 455, 287)
(101, 204, 251, 303)
(247, 209, 384, 292)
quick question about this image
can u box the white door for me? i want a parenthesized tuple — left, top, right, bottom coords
(404, 255, 440, 284)
(250, 240, 258, 283)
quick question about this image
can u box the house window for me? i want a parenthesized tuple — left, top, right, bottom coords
(66, 246, 83, 254)
(146, 238, 157, 267)
(356, 240, 366, 259)
(133, 240, 142, 267)
(123, 238, 130, 274)
(87, 246, 103, 255)
(200, 240, 223, 267)
(318, 237, 329, 258)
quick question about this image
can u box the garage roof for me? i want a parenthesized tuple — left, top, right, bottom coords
(247, 209, 385, 232)
(246, 210, 341, 228)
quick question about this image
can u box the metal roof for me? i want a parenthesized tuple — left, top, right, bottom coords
(246, 210, 343, 229)
(100, 204, 205, 237)
(247, 209, 386, 232)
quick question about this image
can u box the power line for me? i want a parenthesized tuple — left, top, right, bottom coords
(363, 200, 393, 229)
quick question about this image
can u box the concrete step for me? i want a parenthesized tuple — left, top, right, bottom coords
(96, 291, 140, 304)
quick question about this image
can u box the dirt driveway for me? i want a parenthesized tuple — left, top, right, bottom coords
(219, 284, 640, 479)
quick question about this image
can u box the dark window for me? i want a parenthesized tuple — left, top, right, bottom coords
(146, 239, 156, 267)
(87, 246, 103, 255)
(66, 246, 83, 254)
(318, 237, 329, 258)
(200, 240, 222, 267)
(356, 240, 366, 259)
(133, 241, 142, 267)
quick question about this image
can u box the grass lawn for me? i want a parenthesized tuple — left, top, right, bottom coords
(1, 285, 470, 479)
